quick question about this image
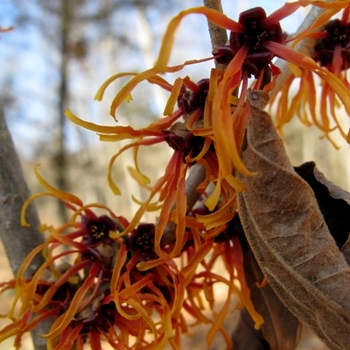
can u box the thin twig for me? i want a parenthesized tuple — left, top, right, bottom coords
(184, 0, 229, 214)
(162, 164, 206, 245)
(203, 0, 228, 71)
(270, 5, 327, 99)
(183, 0, 229, 213)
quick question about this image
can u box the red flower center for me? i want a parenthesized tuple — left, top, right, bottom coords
(230, 7, 283, 70)
(82, 215, 117, 246)
(128, 223, 157, 261)
(213, 7, 284, 76)
(314, 19, 350, 69)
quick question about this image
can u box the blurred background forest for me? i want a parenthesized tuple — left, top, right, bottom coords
(1, 0, 349, 348)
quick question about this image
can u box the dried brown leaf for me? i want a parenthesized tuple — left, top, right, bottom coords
(236, 90, 350, 350)
(313, 166, 350, 205)
(294, 161, 350, 249)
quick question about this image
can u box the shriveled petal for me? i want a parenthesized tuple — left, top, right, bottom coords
(231, 236, 264, 329)
(180, 239, 213, 286)
(298, 0, 350, 10)
(163, 77, 183, 116)
(107, 136, 165, 195)
(42, 262, 100, 339)
(154, 6, 244, 73)
(206, 291, 232, 348)
(262, 1, 301, 28)
(66, 108, 165, 138)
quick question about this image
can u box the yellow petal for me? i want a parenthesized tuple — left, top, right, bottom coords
(288, 62, 303, 77)
(94, 72, 137, 101)
(34, 165, 83, 206)
(163, 77, 183, 116)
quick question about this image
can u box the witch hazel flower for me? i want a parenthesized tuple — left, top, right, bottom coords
(270, 1, 350, 143)
(0, 169, 173, 349)
(72, 2, 350, 203)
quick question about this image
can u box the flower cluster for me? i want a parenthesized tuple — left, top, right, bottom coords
(270, 2, 350, 143)
(2, 1, 350, 349)
(0, 172, 258, 349)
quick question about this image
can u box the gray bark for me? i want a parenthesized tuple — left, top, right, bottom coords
(0, 100, 50, 350)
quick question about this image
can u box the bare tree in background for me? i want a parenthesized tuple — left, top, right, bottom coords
(1, 0, 185, 222)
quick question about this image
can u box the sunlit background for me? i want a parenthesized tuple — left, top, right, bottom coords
(0, 0, 345, 348)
